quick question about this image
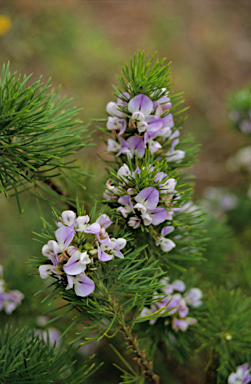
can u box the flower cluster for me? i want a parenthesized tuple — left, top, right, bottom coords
(0, 265, 24, 314)
(106, 92, 185, 162)
(228, 363, 251, 384)
(140, 277, 203, 332)
(39, 211, 126, 297)
(104, 163, 178, 252)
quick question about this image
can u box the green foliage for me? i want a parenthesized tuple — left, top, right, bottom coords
(0, 325, 100, 383)
(114, 50, 172, 102)
(0, 63, 92, 209)
(196, 215, 238, 284)
(198, 287, 251, 382)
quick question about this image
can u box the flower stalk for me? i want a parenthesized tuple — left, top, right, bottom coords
(105, 292, 160, 384)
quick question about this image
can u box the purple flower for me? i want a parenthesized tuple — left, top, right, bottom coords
(228, 363, 251, 384)
(134, 187, 168, 226)
(55, 226, 75, 252)
(84, 222, 101, 235)
(169, 130, 180, 140)
(39, 265, 55, 279)
(97, 242, 114, 262)
(117, 137, 133, 157)
(103, 189, 116, 201)
(148, 207, 167, 225)
(127, 136, 145, 158)
(161, 226, 174, 236)
(66, 273, 95, 297)
(147, 138, 162, 154)
(152, 101, 163, 117)
(185, 288, 203, 307)
(145, 116, 163, 132)
(63, 250, 91, 275)
(106, 94, 129, 118)
(2, 290, 25, 314)
(160, 178, 177, 193)
(8, 290, 25, 304)
(157, 96, 172, 112)
(107, 139, 121, 153)
(96, 214, 112, 229)
(153, 111, 173, 137)
(158, 237, 176, 252)
(172, 318, 189, 332)
(106, 101, 118, 116)
(117, 164, 131, 178)
(57, 210, 76, 228)
(110, 237, 126, 259)
(128, 216, 141, 228)
(135, 187, 159, 210)
(75, 215, 90, 232)
(4, 300, 18, 315)
(128, 94, 153, 116)
(155, 294, 178, 315)
(157, 293, 188, 318)
(42, 240, 61, 260)
(177, 297, 189, 318)
(117, 195, 135, 218)
(159, 277, 185, 295)
(167, 138, 185, 163)
(162, 113, 174, 129)
(143, 130, 159, 145)
(170, 280, 186, 292)
(97, 237, 126, 261)
(107, 116, 126, 135)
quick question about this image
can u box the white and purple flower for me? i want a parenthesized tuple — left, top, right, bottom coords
(103, 164, 178, 253)
(0, 265, 24, 314)
(228, 363, 251, 384)
(140, 277, 202, 332)
(39, 212, 127, 298)
(105, 92, 185, 161)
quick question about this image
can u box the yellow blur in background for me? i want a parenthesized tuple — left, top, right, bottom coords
(0, 15, 12, 36)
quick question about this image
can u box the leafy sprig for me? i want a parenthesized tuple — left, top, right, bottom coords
(0, 63, 92, 209)
(0, 325, 101, 383)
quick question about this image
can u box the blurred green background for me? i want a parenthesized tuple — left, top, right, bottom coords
(0, 1, 251, 383)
